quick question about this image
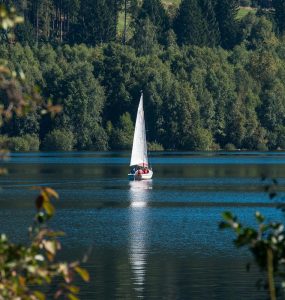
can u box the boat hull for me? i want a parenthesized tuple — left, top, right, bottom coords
(128, 170, 153, 181)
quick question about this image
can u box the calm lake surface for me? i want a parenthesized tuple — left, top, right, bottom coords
(1, 151, 285, 299)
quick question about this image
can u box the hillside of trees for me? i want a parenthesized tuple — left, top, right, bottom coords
(1, 0, 285, 151)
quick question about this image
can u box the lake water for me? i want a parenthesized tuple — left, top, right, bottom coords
(1, 151, 285, 299)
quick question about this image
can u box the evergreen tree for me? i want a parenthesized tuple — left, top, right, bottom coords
(131, 17, 160, 55)
(272, 0, 285, 35)
(173, 0, 207, 46)
(215, 0, 239, 49)
(71, 0, 118, 45)
(25, 0, 54, 42)
(137, 0, 169, 44)
(38, 0, 54, 41)
(258, 0, 273, 8)
(199, 0, 221, 47)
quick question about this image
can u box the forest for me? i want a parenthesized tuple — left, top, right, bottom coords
(1, 0, 285, 151)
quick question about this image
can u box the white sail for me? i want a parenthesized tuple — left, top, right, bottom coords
(130, 94, 148, 167)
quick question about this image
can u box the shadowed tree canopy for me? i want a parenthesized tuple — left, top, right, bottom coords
(199, 0, 220, 47)
(3, 2, 285, 151)
(272, 0, 285, 35)
(173, 0, 207, 46)
(71, 0, 118, 45)
(136, 0, 169, 44)
(215, 0, 239, 49)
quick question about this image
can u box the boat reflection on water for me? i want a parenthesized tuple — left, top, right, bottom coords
(129, 180, 152, 207)
(128, 180, 152, 297)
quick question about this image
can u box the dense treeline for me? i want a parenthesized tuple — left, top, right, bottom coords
(2, 0, 284, 48)
(1, 0, 285, 151)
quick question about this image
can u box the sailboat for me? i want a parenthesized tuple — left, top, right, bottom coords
(128, 93, 153, 180)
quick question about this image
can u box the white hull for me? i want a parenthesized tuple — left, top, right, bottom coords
(128, 170, 153, 181)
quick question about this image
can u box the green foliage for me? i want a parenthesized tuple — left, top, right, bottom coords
(0, 134, 40, 152)
(260, 79, 285, 131)
(0, 8, 88, 299)
(51, 45, 107, 150)
(224, 143, 236, 150)
(8, 135, 40, 151)
(2, 4, 285, 151)
(187, 127, 214, 151)
(147, 142, 164, 151)
(131, 17, 161, 55)
(136, 0, 169, 44)
(173, 0, 207, 46)
(95, 43, 138, 122)
(215, 0, 240, 49)
(199, 0, 221, 46)
(42, 129, 74, 151)
(9, 135, 36, 152)
(2, 111, 41, 138)
(1, 32, 285, 151)
(160, 80, 201, 149)
(24, 134, 40, 151)
(109, 112, 134, 150)
(219, 180, 285, 299)
(272, 0, 285, 35)
(273, 126, 285, 149)
(0, 187, 89, 299)
(14, 19, 36, 44)
(5, 0, 264, 51)
(73, 0, 118, 45)
(240, 14, 278, 50)
(220, 209, 283, 299)
(240, 0, 251, 6)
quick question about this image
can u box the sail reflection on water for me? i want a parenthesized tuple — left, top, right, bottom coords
(128, 180, 152, 296)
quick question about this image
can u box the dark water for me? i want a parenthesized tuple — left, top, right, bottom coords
(1, 151, 285, 299)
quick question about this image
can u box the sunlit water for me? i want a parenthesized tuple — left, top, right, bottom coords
(1, 151, 285, 299)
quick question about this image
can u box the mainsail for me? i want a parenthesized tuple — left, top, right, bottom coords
(130, 94, 148, 167)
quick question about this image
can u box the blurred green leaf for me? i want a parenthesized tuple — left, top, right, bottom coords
(222, 211, 234, 221)
(66, 285, 80, 294)
(33, 291, 46, 300)
(75, 266, 90, 282)
(67, 293, 80, 300)
(219, 221, 231, 229)
(42, 201, 55, 217)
